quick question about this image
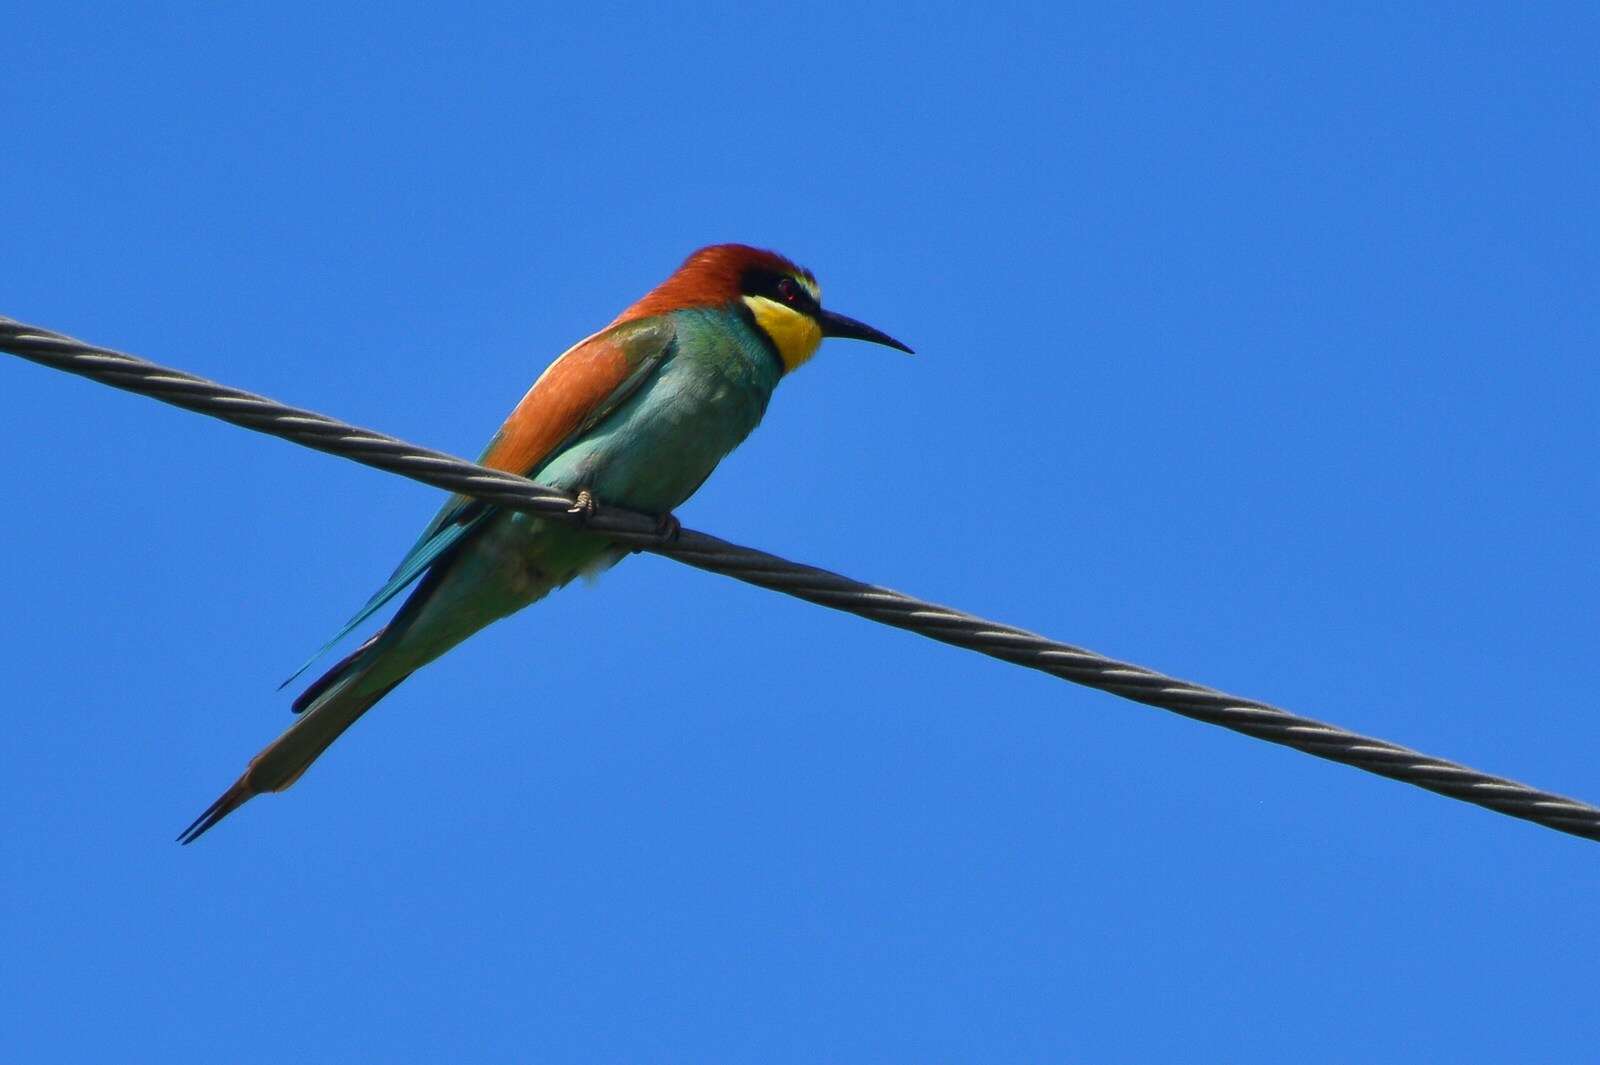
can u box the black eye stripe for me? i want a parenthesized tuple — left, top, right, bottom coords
(741, 269, 818, 313)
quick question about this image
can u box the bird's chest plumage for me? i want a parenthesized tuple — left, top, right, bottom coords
(531, 310, 780, 514)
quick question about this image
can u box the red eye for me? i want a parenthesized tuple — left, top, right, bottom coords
(776, 277, 801, 304)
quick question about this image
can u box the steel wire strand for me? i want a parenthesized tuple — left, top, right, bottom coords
(4, 315, 1596, 843)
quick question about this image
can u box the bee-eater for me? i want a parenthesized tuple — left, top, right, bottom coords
(179, 244, 911, 843)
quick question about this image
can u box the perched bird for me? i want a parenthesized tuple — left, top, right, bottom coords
(179, 244, 911, 843)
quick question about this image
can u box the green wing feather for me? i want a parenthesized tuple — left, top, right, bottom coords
(279, 316, 678, 689)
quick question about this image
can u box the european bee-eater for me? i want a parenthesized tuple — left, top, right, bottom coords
(179, 244, 911, 843)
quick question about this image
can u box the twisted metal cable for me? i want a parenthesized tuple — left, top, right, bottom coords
(5, 314, 1596, 843)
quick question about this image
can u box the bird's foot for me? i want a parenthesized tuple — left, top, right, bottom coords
(652, 511, 681, 545)
(566, 488, 598, 524)
(629, 512, 681, 553)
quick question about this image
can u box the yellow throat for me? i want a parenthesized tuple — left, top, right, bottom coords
(743, 293, 824, 372)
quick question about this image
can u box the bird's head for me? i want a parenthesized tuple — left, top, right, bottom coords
(615, 244, 913, 373)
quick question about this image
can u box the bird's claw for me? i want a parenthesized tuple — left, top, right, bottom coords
(566, 488, 597, 523)
(629, 512, 681, 553)
(653, 512, 681, 545)
(569, 490, 677, 546)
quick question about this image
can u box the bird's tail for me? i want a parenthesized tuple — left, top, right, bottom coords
(177, 635, 411, 845)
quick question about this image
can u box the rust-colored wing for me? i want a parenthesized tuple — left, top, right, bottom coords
(404, 311, 677, 553)
(474, 314, 676, 480)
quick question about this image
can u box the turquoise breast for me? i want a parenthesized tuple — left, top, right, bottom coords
(530, 306, 783, 514)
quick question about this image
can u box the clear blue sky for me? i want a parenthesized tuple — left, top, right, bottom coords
(4, 4, 1596, 1062)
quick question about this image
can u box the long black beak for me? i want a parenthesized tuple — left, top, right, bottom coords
(817, 308, 914, 354)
